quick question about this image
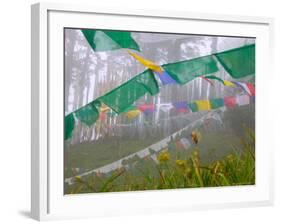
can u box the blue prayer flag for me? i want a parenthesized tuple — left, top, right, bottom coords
(155, 71, 177, 85)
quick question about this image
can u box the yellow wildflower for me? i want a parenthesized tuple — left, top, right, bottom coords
(191, 131, 201, 144)
(176, 159, 186, 169)
(192, 150, 199, 158)
(74, 175, 82, 183)
(157, 150, 170, 162)
(185, 167, 192, 178)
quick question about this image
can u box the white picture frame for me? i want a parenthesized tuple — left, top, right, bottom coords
(31, 2, 274, 221)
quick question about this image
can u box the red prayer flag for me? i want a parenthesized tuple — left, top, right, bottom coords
(246, 83, 255, 96)
(224, 96, 237, 108)
(99, 111, 107, 121)
(137, 104, 155, 114)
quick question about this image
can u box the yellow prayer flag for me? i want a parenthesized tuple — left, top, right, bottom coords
(127, 50, 163, 73)
(195, 100, 211, 111)
(126, 109, 141, 120)
(223, 80, 235, 87)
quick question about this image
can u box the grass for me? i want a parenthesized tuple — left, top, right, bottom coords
(64, 136, 163, 177)
(64, 128, 255, 194)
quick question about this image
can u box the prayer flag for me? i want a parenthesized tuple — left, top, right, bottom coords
(99, 70, 159, 114)
(75, 101, 100, 126)
(136, 149, 150, 158)
(195, 100, 212, 111)
(232, 81, 255, 96)
(223, 80, 235, 87)
(172, 101, 189, 113)
(155, 71, 177, 85)
(65, 113, 75, 140)
(126, 109, 141, 120)
(82, 29, 140, 52)
(224, 96, 237, 107)
(188, 102, 198, 112)
(179, 138, 191, 150)
(159, 103, 174, 112)
(215, 44, 255, 78)
(99, 111, 107, 121)
(236, 94, 250, 106)
(127, 50, 163, 73)
(210, 98, 224, 109)
(138, 104, 155, 115)
(246, 83, 255, 96)
(162, 55, 219, 84)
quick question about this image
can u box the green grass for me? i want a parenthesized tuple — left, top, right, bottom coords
(64, 137, 163, 177)
(65, 128, 255, 194)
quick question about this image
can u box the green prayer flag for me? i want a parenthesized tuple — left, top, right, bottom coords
(162, 55, 219, 84)
(82, 29, 140, 52)
(210, 98, 224, 109)
(215, 44, 255, 78)
(188, 102, 198, 112)
(99, 70, 159, 114)
(64, 113, 75, 140)
(75, 101, 100, 127)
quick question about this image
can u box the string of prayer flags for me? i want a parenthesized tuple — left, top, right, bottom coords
(214, 44, 255, 78)
(172, 101, 189, 113)
(236, 94, 250, 106)
(66, 93, 254, 140)
(195, 100, 212, 111)
(127, 50, 163, 73)
(64, 42, 256, 141)
(64, 113, 75, 140)
(82, 29, 140, 52)
(224, 96, 237, 108)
